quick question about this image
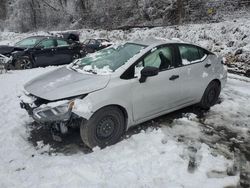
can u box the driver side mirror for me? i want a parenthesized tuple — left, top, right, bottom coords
(139, 66, 159, 83)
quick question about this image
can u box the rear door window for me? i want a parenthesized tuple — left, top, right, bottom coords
(57, 39, 69, 47)
(178, 45, 207, 65)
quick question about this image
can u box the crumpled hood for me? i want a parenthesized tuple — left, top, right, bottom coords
(24, 67, 111, 101)
(0, 45, 25, 55)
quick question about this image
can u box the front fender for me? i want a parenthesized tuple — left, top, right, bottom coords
(11, 51, 33, 67)
(72, 98, 132, 131)
(72, 90, 133, 128)
(72, 98, 94, 120)
(12, 51, 27, 60)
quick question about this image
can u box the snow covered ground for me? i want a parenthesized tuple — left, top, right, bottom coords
(0, 67, 247, 188)
(0, 18, 250, 187)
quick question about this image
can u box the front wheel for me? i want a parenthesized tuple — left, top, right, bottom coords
(80, 106, 126, 149)
(199, 81, 221, 109)
(14, 56, 33, 70)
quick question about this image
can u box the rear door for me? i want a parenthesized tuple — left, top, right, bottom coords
(53, 39, 74, 65)
(33, 39, 57, 67)
(176, 44, 212, 102)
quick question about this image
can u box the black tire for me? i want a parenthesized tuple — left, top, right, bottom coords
(14, 56, 33, 70)
(80, 106, 125, 149)
(199, 81, 221, 109)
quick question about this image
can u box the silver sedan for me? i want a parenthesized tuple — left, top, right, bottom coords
(20, 39, 227, 148)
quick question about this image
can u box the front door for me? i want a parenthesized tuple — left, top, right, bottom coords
(131, 45, 191, 121)
(33, 39, 57, 67)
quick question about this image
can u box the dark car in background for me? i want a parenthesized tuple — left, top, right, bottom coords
(82, 39, 112, 53)
(0, 34, 84, 70)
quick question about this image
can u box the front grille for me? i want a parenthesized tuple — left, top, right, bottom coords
(32, 96, 50, 106)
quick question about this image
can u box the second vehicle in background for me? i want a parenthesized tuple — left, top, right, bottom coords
(0, 34, 84, 70)
(82, 39, 113, 53)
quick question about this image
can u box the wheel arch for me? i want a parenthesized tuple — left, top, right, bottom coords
(13, 55, 34, 69)
(204, 78, 221, 94)
(199, 78, 222, 109)
(93, 104, 129, 131)
(211, 79, 221, 88)
(210, 79, 221, 96)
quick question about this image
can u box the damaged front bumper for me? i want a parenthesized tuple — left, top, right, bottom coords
(19, 91, 87, 140)
(19, 93, 75, 124)
(20, 101, 73, 123)
(0, 54, 13, 65)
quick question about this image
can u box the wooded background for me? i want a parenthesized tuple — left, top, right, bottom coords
(0, 0, 249, 32)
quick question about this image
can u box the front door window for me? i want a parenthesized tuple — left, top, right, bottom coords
(135, 46, 174, 77)
(38, 39, 55, 49)
(144, 47, 173, 70)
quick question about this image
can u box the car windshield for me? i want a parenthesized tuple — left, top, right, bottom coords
(70, 43, 146, 74)
(15, 37, 42, 48)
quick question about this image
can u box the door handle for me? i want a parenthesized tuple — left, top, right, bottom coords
(205, 63, 211, 68)
(169, 75, 179, 81)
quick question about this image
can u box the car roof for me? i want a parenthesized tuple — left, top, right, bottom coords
(84, 38, 109, 41)
(24, 36, 68, 40)
(25, 36, 50, 39)
(132, 38, 186, 46)
(131, 38, 212, 53)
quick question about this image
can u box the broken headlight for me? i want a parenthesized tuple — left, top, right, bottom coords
(33, 100, 75, 122)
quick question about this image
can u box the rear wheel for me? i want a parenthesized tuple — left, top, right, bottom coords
(14, 56, 33, 70)
(199, 81, 221, 109)
(80, 106, 125, 149)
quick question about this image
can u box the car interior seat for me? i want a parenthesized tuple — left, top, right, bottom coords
(159, 52, 171, 70)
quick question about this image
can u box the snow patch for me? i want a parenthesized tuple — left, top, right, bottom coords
(19, 93, 36, 104)
(202, 72, 209, 78)
(182, 59, 191, 65)
(82, 65, 113, 75)
(73, 98, 93, 114)
(43, 74, 72, 89)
